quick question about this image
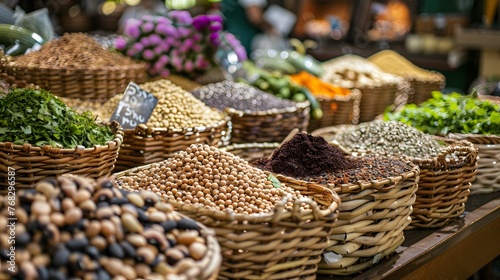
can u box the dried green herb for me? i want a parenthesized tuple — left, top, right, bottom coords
(384, 91, 500, 135)
(267, 174, 281, 188)
(0, 88, 115, 148)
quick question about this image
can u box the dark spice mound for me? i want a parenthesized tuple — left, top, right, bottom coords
(309, 155, 414, 185)
(254, 132, 357, 178)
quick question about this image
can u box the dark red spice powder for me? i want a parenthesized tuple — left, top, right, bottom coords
(254, 132, 358, 178)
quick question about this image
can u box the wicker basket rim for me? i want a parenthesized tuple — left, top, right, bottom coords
(222, 142, 420, 194)
(111, 163, 341, 224)
(0, 121, 124, 154)
(447, 132, 500, 144)
(128, 114, 230, 134)
(314, 88, 361, 102)
(311, 124, 479, 168)
(224, 100, 310, 117)
(3, 61, 147, 71)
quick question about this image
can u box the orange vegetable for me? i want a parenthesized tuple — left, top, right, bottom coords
(290, 71, 351, 99)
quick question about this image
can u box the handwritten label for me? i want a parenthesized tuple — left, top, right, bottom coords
(110, 82, 158, 129)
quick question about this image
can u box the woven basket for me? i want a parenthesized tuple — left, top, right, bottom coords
(357, 84, 401, 123)
(307, 90, 361, 132)
(222, 142, 419, 276)
(226, 101, 310, 144)
(0, 58, 148, 100)
(447, 133, 500, 195)
(406, 74, 445, 105)
(0, 122, 124, 194)
(311, 125, 479, 229)
(115, 115, 231, 172)
(113, 160, 341, 280)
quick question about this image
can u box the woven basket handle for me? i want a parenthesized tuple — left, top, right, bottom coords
(270, 194, 323, 223)
(434, 140, 478, 168)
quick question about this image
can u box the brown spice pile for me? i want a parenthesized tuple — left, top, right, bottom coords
(252, 132, 414, 185)
(254, 132, 357, 178)
(12, 33, 140, 69)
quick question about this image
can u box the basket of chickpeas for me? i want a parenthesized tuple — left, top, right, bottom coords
(0, 175, 222, 280)
(62, 79, 231, 172)
(113, 143, 341, 280)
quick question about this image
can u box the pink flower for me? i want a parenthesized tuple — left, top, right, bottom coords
(193, 15, 210, 30)
(142, 49, 155, 60)
(153, 45, 164, 55)
(177, 27, 192, 38)
(169, 10, 193, 25)
(209, 21, 223, 32)
(114, 36, 128, 50)
(124, 19, 141, 39)
(141, 21, 155, 33)
(149, 34, 162, 45)
(132, 42, 144, 52)
(158, 55, 170, 64)
(159, 69, 170, 77)
(140, 37, 151, 47)
(184, 60, 194, 72)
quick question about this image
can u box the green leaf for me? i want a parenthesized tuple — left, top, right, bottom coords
(20, 125, 32, 134)
(267, 174, 281, 188)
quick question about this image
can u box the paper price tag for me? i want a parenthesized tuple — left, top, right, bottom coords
(110, 82, 158, 129)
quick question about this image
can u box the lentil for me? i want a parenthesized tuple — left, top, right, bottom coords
(333, 120, 444, 158)
(190, 81, 297, 112)
(115, 144, 311, 215)
(10, 33, 140, 69)
(0, 176, 213, 280)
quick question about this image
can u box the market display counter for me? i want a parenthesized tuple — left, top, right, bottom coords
(318, 190, 500, 280)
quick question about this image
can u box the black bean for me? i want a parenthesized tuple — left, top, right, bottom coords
(37, 267, 49, 280)
(120, 241, 136, 259)
(96, 201, 109, 208)
(16, 232, 30, 247)
(177, 218, 200, 230)
(137, 208, 149, 223)
(109, 197, 127, 205)
(100, 181, 114, 189)
(47, 268, 66, 280)
(53, 246, 70, 267)
(108, 243, 125, 259)
(160, 220, 177, 233)
(85, 246, 100, 260)
(96, 269, 111, 280)
(66, 238, 88, 251)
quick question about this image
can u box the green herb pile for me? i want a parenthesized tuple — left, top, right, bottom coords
(0, 88, 115, 148)
(384, 91, 500, 135)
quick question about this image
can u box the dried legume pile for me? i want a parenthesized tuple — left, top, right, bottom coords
(368, 50, 443, 83)
(333, 120, 444, 158)
(74, 79, 226, 128)
(253, 132, 357, 178)
(190, 81, 296, 112)
(9, 33, 140, 69)
(0, 176, 213, 280)
(115, 144, 310, 215)
(252, 132, 414, 185)
(321, 54, 403, 88)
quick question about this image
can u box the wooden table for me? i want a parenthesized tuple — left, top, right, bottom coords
(317, 191, 500, 280)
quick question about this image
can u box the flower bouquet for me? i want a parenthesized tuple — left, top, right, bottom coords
(114, 10, 246, 79)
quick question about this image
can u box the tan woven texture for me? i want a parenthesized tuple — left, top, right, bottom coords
(113, 154, 341, 280)
(0, 122, 123, 194)
(307, 90, 361, 132)
(222, 143, 419, 276)
(312, 125, 479, 229)
(115, 117, 231, 172)
(225, 101, 310, 144)
(0, 60, 148, 100)
(448, 133, 500, 195)
(368, 50, 445, 105)
(357, 84, 401, 123)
